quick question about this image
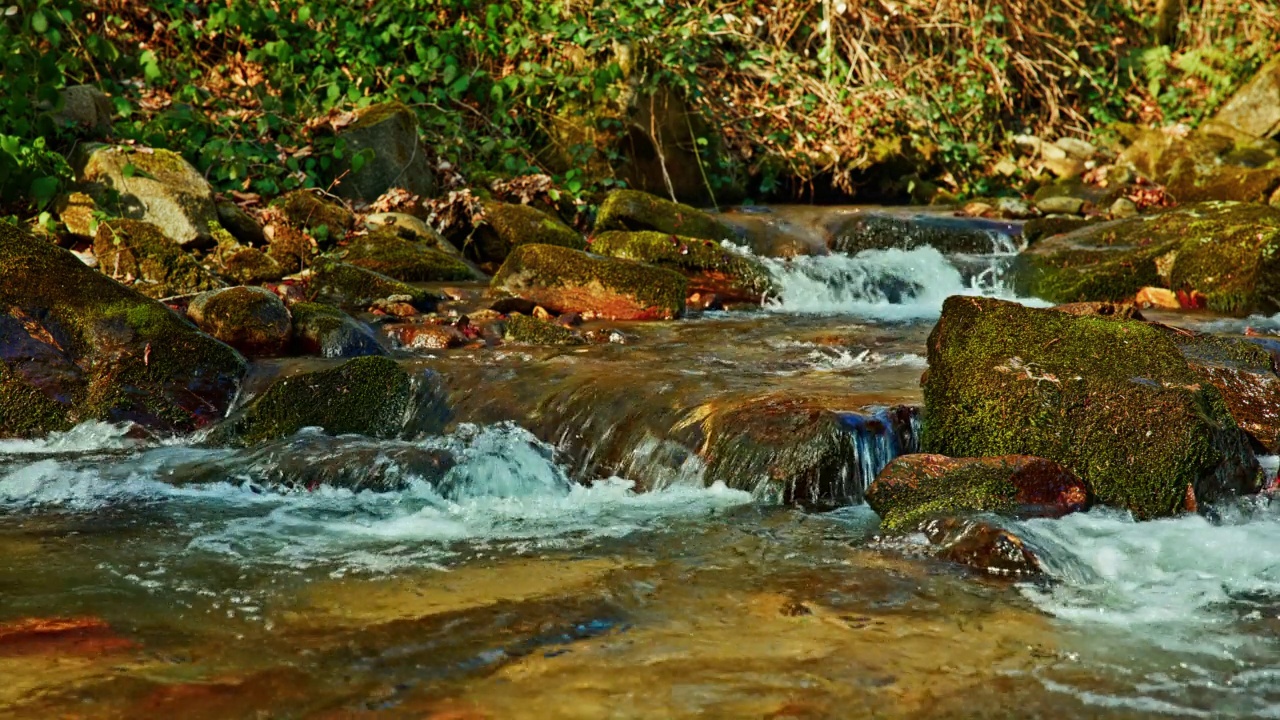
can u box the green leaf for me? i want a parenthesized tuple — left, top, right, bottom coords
(30, 10, 48, 33)
(29, 176, 59, 203)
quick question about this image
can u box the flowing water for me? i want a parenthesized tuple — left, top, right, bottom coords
(4, 206, 1280, 718)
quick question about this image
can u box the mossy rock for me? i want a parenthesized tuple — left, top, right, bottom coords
(593, 189, 732, 241)
(1209, 56, 1280, 139)
(826, 211, 1017, 255)
(866, 454, 1091, 533)
(216, 244, 284, 284)
(1165, 158, 1280, 204)
(309, 261, 440, 312)
(54, 191, 99, 238)
(0, 219, 246, 437)
(1169, 330, 1280, 454)
(215, 201, 266, 246)
(918, 516, 1045, 578)
(94, 219, 226, 299)
(1165, 203, 1280, 316)
(330, 102, 435, 202)
(187, 286, 291, 357)
(337, 229, 476, 281)
(289, 302, 385, 358)
(75, 144, 218, 246)
(274, 190, 354, 247)
(455, 201, 584, 273)
(491, 244, 686, 321)
(210, 356, 411, 446)
(1021, 216, 1093, 245)
(590, 230, 774, 303)
(921, 296, 1261, 519)
(266, 223, 316, 274)
(503, 313, 584, 346)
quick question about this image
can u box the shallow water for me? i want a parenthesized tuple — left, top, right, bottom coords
(4, 206, 1280, 718)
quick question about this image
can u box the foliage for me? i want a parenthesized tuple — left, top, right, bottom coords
(2, 0, 1279, 216)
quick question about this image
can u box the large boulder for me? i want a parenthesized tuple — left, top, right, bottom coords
(75, 145, 218, 246)
(288, 302, 385, 358)
(336, 229, 475, 281)
(825, 210, 1020, 255)
(49, 85, 113, 136)
(308, 261, 440, 312)
(93, 219, 226, 298)
(186, 287, 292, 357)
(456, 201, 585, 273)
(491, 244, 686, 321)
(1209, 56, 1280, 140)
(1164, 157, 1280, 204)
(331, 102, 435, 202)
(1014, 202, 1280, 316)
(210, 356, 411, 446)
(1172, 331, 1280, 455)
(921, 296, 1261, 518)
(590, 230, 774, 304)
(866, 454, 1090, 532)
(593, 189, 733, 241)
(0, 220, 246, 437)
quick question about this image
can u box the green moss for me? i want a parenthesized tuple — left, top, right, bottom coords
(868, 460, 1022, 532)
(188, 287, 291, 356)
(461, 201, 585, 270)
(1165, 158, 1280, 204)
(490, 243, 687, 320)
(267, 224, 315, 274)
(827, 214, 1006, 255)
(0, 366, 76, 438)
(347, 101, 413, 131)
(338, 229, 475, 281)
(274, 190, 354, 245)
(93, 219, 225, 298)
(593, 189, 732, 241)
(590, 230, 774, 301)
(310, 261, 440, 311)
(1167, 203, 1280, 316)
(921, 296, 1260, 518)
(503, 313, 584, 345)
(215, 356, 411, 446)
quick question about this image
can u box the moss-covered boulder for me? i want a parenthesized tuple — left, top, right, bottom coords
(1165, 158, 1280, 204)
(330, 102, 435, 202)
(503, 313, 584, 346)
(1171, 331, 1280, 455)
(210, 356, 411, 446)
(491, 244, 686, 321)
(308, 261, 440, 312)
(921, 296, 1261, 519)
(266, 223, 316, 274)
(93, 219, 225, 299)
(215, 200, 266, 247)
(289, 302, 385, 358)
(0, 220, 246, 437)
(593, 189, 733, 241)
(336, 229, 476, 281)
(452, 201, 584, 273)
(1014, 202, 1280, 316)
(867, 454, 1091, 532)
(1209, 55, 1280, 139)
(186, 287, 291, 357)
(274, 190, 354, 247)
(75, 144, 218, 246)
(1021, 216, 1092, 245)
(590, 230, 774, 304)
(826, 211, 1019, 255)
(215, 244, 284, 285)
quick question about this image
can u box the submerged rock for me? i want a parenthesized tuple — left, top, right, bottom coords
(590, 230, 774, 304)
(457, 201, 584, 273)
(1015, 202, 1280, 316)
(503, 313, 585, 346)
(93, 219, 225, 298)
(491, 244, 687, 321)
(922, 296, 1261, 519)
(917, 517, 1044, 578)
(75, 144, 218, 246)
(330, 102, 435, 202)
(211, 356, 411, 446)
(867, 454, 1090, 532)
(593, 189, 733, 241)
(337, 228, 475, 281)
(186, 287, 291, 357)
(288, 302, 385, 358)
(308, 261, 439, 312)
(0, 220, 246, 437)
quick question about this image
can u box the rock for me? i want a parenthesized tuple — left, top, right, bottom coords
(1211, 56, 1280, 139)
(503, 313, 585, 346)
(1108, 197, 1139, 219)
(994, 197, 1035, 219)
(1021, 216, 1091, 244)
(1136, 286, 1181, 310)
(1014, 202, 1280, 316)
(918, 517, 1044, 578)
(289, 302, 385, 358)
(274, 190, 354, 247)
(589, 230, 774, 304)
(457, 201, 584, 273)
(825, 210, 1019, 255)
(210, 356, 411, 446)
(1055, 137, 1097, 160)
(49, 85, 113, 135)
(186, 287, 291, 357)
(308, 261, 440, 312)
(331, 102, 435, 202)
(93, 219, 225, 298)
(365, 212, 445, 244)
(215, 201, 266, 246)
(1117, 128, 1235, 181)
(75, 144, 217, 246)
(389, 323, 467, 350)
(1165, 158, 1280, 204)
(1034, 195, 1086, 215)
(53, 191, 99, 238)
(867, 454, 1091, 532)
(921, 296, 1261, 519)
(337, 228, 476, 281)
(491, 244, 687, 321)
(593, 189, 733, 241)
(0, 219, 246, 437)
(1051, 301, 1145, 320)
(265, 223, 316, 274)
(1171, 331, 1280, 455)
(215, 244, 284, 285)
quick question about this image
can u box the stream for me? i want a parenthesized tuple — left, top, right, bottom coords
(3, 206, 1280, 718)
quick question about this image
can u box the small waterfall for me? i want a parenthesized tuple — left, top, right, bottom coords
(837, 406, 921, 499)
